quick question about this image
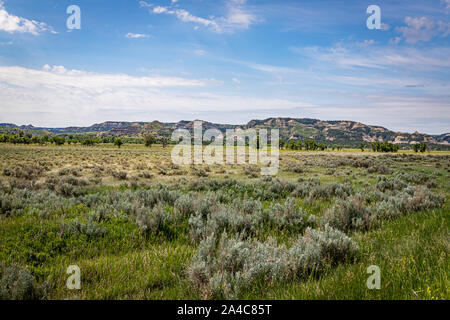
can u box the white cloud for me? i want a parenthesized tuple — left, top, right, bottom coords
(232, 77, 240, 84)
(1, 65, 448, 134)
(223, 1, 258, 30)
(389, 37, 402, 45)
(380, 23, 390, 31)
(153, 6, 168, 14)
(139, 1, 152, 8)
(0, 1, 55, 35)
(292, 45, 450, 71)
(145, 0, 258, 33)
(34, 65, 208, 87)
(0, 65, 309, 127)
(396, 16, 449, 44)
(356, 39, 375, 47)
(125, 32, 149, 39)
(437, 21, 450, 37)
(150, 6, 220, 30)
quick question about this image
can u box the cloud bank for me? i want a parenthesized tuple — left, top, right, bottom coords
(140, 0, 259, 33)
(0, 1, 55, 35)
(0, 65, 307, 127)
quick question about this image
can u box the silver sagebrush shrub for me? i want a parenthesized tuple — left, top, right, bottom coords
(188, 226, 358, 299)
(0, 265, 44, 300)
(322, 196, 373, 232)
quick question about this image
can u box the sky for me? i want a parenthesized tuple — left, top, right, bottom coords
(0, 0, 449, 134)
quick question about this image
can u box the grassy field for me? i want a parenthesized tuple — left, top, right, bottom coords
(0, 144, 448, 300)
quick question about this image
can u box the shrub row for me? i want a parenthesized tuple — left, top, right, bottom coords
(187, 225, 358, 299)
(323, 186, 445, 232)
(189, 197, 315, 243)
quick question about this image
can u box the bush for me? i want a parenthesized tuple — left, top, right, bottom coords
(44, 175, 88, 196)
(111, 170, 127, 180)
(189, 196, 311, 242)
(187, 226, 358, 299)
(2, 164, 46, 180)
(60, 218, 107, 238)
(322, 196, 374, 232)
(174, 194, 196, 216)
(376, 176, 406, 192)
(292, 180, 352, 200)
(285, 162, 304, 173)
(136, 205, 175, 235)
(299, 225, 359, 265)
(374, 186, 444, 220)
(268, 197, 307, 230)
(310, 182, 353, 200)
(243, 165, 259, 177)
(367, 165, 391, 174)
(394, 172, 434, 185)
(292, 178, 320, 198)
(0, 189, 73, 217)
(189, 205, 255, 243)
(0, 265, 45, 300)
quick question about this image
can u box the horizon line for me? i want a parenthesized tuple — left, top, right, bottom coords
(1, 117, 449, 136)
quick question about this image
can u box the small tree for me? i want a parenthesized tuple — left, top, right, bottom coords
(52, 136, 65, 146)
(279, 138, 285, 150)
(359, 142, 365, 152)
(39, 135, 49, 144)
(114, 138, 123, 148)
(144, 135, 155, 148)
(82, 138, 95, 146)
(162, 137, 168, 148)
(419, 142, 427, 153)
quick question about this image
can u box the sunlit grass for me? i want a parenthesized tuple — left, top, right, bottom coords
(0, 143, 448, 299)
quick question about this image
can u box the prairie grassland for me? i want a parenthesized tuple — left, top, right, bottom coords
(0, 144, 448, 300)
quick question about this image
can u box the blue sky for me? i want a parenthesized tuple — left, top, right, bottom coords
(0, 0, 449, 134)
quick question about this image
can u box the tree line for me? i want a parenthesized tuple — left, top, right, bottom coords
(0, 132, 431, 152)
(280, 139, 330, 151)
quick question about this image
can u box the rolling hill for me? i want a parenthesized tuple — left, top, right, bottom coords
(1, 118, 449, 147)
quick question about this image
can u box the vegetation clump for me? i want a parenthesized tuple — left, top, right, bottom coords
(188, 225, 358, 299)
(0, 265, 45, 300)
(0, 144, 448, 300)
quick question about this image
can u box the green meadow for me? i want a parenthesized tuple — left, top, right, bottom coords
(0, 144, 448, 300)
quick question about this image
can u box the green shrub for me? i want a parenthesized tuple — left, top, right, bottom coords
(374, 186, 445, 220)
(60, 218, 107, 238)
(0, 265, 45, 300)
(367, 164, 391, 174)
(376, 176, 406, 192)
(188, 226, 358, 299)
(136, 205, 175, 235)
(322, 196, 374, 232)
(174, 194, 196, 216)
(268, 197, 307, 230)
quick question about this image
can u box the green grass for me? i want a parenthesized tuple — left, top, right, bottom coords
(241, 204, 449, 300)
(0, 144, 448, 300)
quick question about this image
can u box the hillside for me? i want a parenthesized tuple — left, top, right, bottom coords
(1, 118, 449, 147)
